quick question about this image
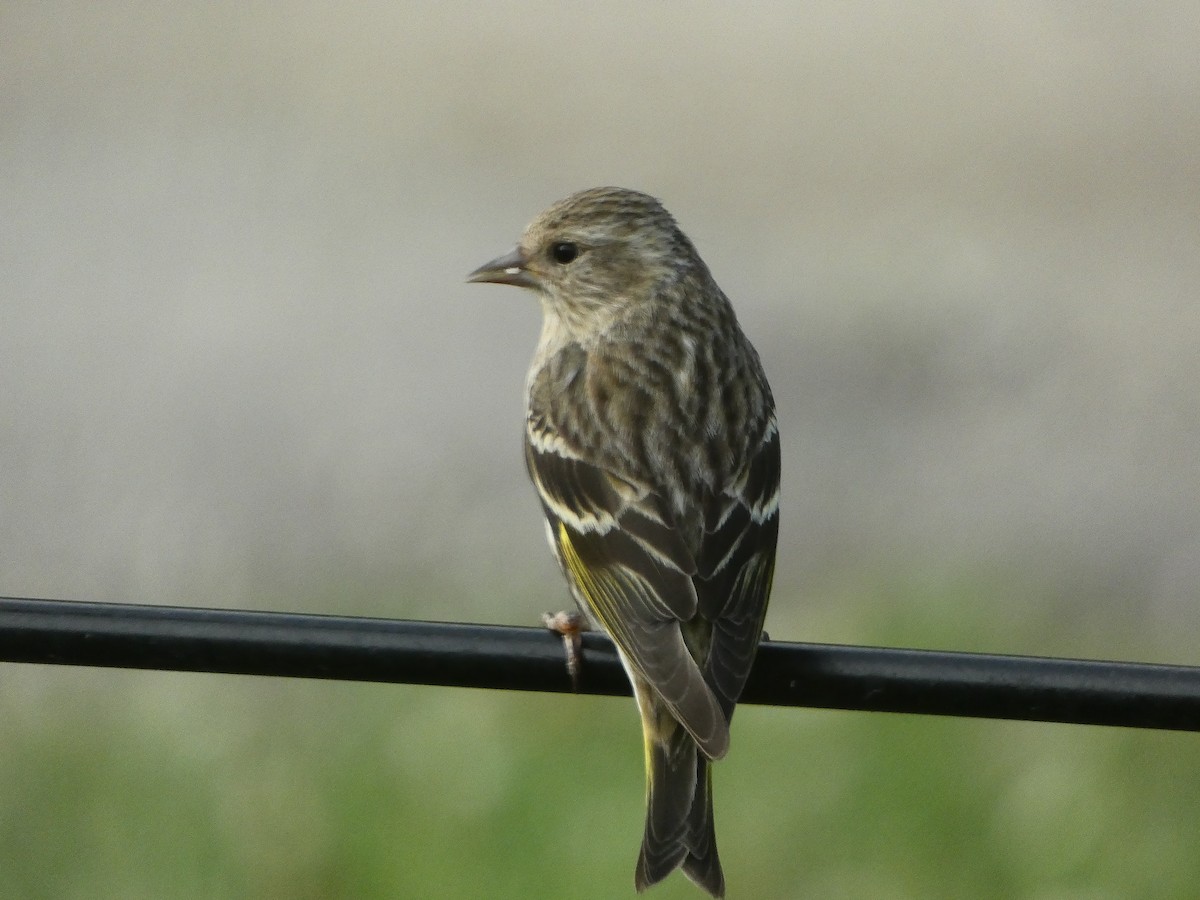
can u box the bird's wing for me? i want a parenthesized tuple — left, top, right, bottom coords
(526, 436, 731, 761)
(695, 415, 781, 719)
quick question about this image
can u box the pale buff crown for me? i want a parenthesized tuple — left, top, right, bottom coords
(514, 187, 712, 341)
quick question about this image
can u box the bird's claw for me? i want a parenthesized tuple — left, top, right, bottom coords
(542, 611, 588, 691)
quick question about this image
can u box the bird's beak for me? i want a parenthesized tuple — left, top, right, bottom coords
(467, 246, 538, 289)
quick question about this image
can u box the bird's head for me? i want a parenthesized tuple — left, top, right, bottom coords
(468, 187, 701, 338)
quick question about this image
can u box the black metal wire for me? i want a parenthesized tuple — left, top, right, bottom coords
(2, 596, 1199, 731)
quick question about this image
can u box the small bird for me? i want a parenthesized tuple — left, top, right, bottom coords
(468, 187, 779, 897)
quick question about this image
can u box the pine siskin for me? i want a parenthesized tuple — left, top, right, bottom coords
(468, 187, 779, 897)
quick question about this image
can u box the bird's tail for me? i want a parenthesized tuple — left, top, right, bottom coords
(635, 727, 725, 898)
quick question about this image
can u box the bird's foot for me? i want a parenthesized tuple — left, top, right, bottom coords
(542, 611, 588, 692)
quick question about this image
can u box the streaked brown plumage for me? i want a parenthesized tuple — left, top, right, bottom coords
(469, 187, 779, 897)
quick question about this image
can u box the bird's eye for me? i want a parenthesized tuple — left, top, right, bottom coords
(550, 242, 579, 264)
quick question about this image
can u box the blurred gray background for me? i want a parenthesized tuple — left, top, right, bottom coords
(5, 5, 1200, 899)
(3, 2, 1198, 651)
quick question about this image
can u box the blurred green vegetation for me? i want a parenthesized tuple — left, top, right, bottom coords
(2, 579, 1198, 900)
